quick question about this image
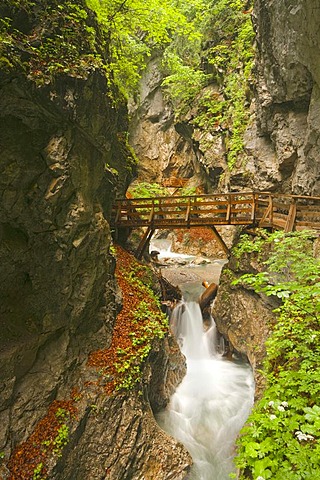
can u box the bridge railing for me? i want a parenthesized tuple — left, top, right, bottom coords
(112, 192, 258, 228)
(256, 193, 320, 232)
(112, 191, 320, 232)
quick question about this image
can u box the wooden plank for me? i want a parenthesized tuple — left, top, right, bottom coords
(296, 210, 320, 217)
(258, 201, 272, 227)
(284, 202, 297, 232)
(185, 198, 191, 224)
(112, 192, 320, 237)
(296, 221, 320, 227)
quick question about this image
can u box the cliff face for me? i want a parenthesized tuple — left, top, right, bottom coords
(0, 3, 191, 477)
(0, 69, 127, 461)
(243, 0, 320, 195)
(129, 1, 320, 196)
(129, 57, 207, 190)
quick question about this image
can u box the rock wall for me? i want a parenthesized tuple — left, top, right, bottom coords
(212, 251, 277, 399)
(213, 0, 320, 194)
(49, 336, 190, 480)
(0, 69, 124, 449)
(129, 56, 207, 190)
(130, 2, 320, 196)
(0, 46, 189, 480)
(240, 0, 320, 195)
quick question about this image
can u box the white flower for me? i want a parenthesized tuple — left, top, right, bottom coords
(295, 431, 314, 442)
(281, 401, 288, 408)
(270, 414, 277, 420)
(256, 476, 265, 480)
(268, 401, 275, 407)
(278, 405, 285, 412)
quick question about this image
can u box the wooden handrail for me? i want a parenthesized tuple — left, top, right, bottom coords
(111, 191, 320, 257)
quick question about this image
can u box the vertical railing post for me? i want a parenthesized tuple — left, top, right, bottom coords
(285, 198, 297, 232)
(251, 192, 257, 223)
(149, 199, 155, 226)
(269, 195, 273, 226)
(226, 194, 231, 223)
(185, 197, 191, 224)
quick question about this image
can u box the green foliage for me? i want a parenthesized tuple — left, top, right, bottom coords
(200, 0, 254, 169)
(33, 463, 44, 480)
(109, 243, 117, 256)
(51, 408, 70, 456)
(0, 0, 104, 84)
(161, 0, 254, 169)
(0, 0, 196, 96)
(128, 182, 169, 199)
(161, 50, 207, 117)
(232, 232, 266, 258)
(55, 408, 70, 421)
(232, 230, 320, 479)
(53, 424, 69, 455)
(179, 185, 198, 197)
(86, 0, 197, 96)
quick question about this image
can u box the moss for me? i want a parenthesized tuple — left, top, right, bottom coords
(195, 2, 254, 170)
(0, 0, 107, 86)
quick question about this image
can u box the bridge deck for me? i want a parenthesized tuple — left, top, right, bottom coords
(111, 192, 320, 258)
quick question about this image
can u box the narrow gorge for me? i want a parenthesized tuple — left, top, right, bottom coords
(0, 1, 319, 479)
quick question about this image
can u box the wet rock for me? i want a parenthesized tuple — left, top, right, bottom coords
(0, 55, 190, 478)
(48, 336, 190, 480)
(212, 259, 277, 399)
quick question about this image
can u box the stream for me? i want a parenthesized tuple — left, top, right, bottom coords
(152, 239, 255, 480)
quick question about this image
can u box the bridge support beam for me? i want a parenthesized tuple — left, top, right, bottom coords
(136, 227, 155, 260)
(209, 225, 230, 256)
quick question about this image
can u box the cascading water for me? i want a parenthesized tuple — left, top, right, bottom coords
(156, 297, 254, 480)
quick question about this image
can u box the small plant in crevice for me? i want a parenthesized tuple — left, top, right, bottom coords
(32, 462, 45, 480)
(230, 230, 320, 480)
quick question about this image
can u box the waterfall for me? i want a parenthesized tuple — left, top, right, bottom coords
(157, 300, 254, 480)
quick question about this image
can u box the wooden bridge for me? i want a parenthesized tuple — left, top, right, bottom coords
(111, 192, 320, 258)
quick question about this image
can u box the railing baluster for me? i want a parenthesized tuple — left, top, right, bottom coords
(185, 197, 191, 224)
(226, 194, 231, 223)
(111, 192, 320, 240)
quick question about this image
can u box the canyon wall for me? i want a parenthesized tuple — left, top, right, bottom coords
(0, 2, 190, 478)
(212, 0, 320, 395)
(0, 69, 125, 458)
(129, 56, 209, 191)
(130, 1, 320, 196)
(242, 0, 320, 195)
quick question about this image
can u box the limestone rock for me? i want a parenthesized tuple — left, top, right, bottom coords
(129, 56, 202, 187)
(212, 257, 277, 399)
(0, 57, 191, 477)
(248, 0, 320, 195)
